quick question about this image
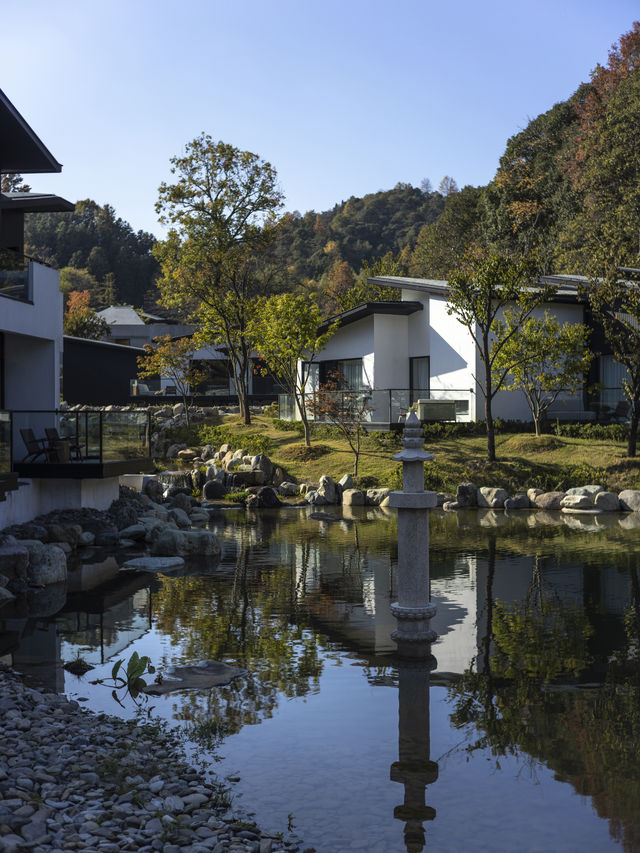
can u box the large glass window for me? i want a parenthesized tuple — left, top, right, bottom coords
(410, 356, 429, 403)
(600, 356, 628, 408)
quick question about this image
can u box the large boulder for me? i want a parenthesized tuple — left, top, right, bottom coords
(251, 454, 274, 482)
(200, 444, 216, 462)
(560, 494, 594, 510)
(44, 523, 82, 546)
(167, 507, 191, 529)
(246, 487, 281, 508)
(504, 493, 530, 511)
(477, 487, 508, 509)
(342, 489, 365, 506)
(166, 443, 187, 459)
(177, 448, 198, 463)
(619, 490, 640, 512)
(169, 493, 193, 513)
(151, 528, 221, 557)
(534, 491, 565, 510)
(339, 474, 355, 490)
(317, 475, 338, 505)
(0, 535, 28, 579)
(566, 485, 603, 498)
(366, 488, 391, 506)
(305, 490, 327, 506)
(144, 478, 164, 504)
(22, 541, 67, 586)
(527, 488, 543, 504)
(456, 482, 477, 508)
(277, 482, 299, 497)
(202, 480, 227, 501)
(205, 465, 225, 483)
(594, 491, 620, 512)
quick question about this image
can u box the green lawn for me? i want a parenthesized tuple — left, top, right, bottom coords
(201, 416, 640, 495)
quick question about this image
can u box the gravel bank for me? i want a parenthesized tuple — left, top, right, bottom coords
(0, 667, 305, 853)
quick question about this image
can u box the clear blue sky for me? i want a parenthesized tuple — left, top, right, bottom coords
(5, 0, 638, 237)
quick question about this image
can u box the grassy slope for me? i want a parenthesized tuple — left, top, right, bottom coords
(209, 416, 640, 495)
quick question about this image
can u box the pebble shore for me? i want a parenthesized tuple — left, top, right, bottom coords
(0, 667, 306, 853)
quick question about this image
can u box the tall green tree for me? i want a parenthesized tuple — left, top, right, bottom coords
(447, 250, 549, 462)
(250, 293, 337, 447)
(492, 313, 592, 436)
(154, 134, 284, 425)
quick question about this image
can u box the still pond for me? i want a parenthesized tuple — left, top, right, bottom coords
(4, 506, 640, 852)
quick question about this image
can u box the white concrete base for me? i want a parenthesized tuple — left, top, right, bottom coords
(0, 477, 120, 528)
(119, 473, 157, 492)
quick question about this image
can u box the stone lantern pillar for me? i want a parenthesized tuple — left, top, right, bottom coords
(388, 410, 437, 658)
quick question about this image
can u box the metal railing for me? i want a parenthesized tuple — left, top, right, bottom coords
(10, 410, 151, 465)
(0, 411, 12, 473)
(278, 389, 474, 425)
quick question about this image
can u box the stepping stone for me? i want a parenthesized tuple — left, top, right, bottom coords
(121, 556, 185, 572)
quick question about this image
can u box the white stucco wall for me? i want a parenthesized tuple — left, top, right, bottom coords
(428, 297, 477, 420)
(373, 314, 410, 388)
(1, 263, 63, 409)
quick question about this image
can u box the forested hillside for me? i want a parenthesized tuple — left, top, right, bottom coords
(24, 200, 160, 308)
(22, 22, 640, 310)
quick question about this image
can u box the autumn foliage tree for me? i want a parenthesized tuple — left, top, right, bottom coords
(63, 289, 110, 340)
(137, 335, 206, 426)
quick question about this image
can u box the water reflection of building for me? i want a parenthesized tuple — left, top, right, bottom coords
(278, 510, 637, 676)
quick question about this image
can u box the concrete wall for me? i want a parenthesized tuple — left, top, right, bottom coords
(1, 263, 62, 409)
(0, 476, 120, 528)
(373, 314, 410, 388)
(428, 296, 477, 420)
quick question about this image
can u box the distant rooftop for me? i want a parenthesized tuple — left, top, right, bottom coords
(97, 306, 146, 326)
(369, 274, 589, 303)
(0, 89, 63, 174)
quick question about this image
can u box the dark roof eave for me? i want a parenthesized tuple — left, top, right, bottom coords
(0, 89, 62, 174)
(0, 192, 74, 213)
(318, 300, 423, 334)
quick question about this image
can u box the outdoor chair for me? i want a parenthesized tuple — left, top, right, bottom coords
(45, 427, 82, 460)
(20, 428, 57, 463)
(610, 401, 630, 423)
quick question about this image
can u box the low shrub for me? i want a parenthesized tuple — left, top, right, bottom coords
(199, 424, 272, 456)
(224, 490, 249, 504)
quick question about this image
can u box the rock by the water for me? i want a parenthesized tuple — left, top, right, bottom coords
(594, 491, 620, 512)
(150, 528, 220, 557)
(456, 482, 477, 507)
(342, 488, 365, 506)
(534, 491, 565, 510)
(561, 494, 594, 510)
(122, 556, 185, 573)
(619, 489, 640, 512)
(477, 486, 508, 509)
(22, 541, 67, 586)
(144, 660, 246, 695)
(202, 479, 227, 500)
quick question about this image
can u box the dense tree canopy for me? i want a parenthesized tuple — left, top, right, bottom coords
(24, 199, 160, 307)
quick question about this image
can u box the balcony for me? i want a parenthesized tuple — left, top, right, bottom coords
(0, 250, 31, 302)
(10, 410, 154, 478)
(278, 388, 473, 429)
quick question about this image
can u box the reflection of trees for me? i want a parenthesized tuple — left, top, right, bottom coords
(152, 540, 324, 736)
(449, 540, 640, 851)
(492, 553, 593, 682)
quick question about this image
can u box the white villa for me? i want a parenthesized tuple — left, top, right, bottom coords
(284, 274, 616, 428)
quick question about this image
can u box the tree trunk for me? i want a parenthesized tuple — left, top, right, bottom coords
(483, 338, 496, 463)
(534, 415, 541, 437)
(302, 413, 311, 448)
(628, 402, 639, 458)
(182, 392, 191, 427)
